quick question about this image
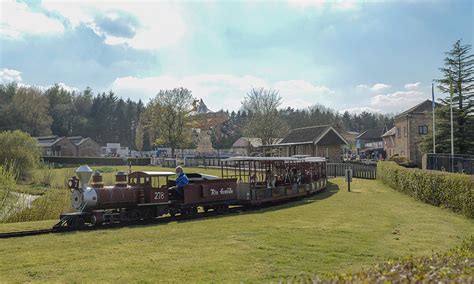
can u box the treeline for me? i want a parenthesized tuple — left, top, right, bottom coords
(0, 82, 394, 150)
(0, 83, 149, 149)
(211, 104, 393, 149)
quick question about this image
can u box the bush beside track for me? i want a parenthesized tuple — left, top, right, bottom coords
(377, 161, 474, 218)
(293, 237, 473, 283)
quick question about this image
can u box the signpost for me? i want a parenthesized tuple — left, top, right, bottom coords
(345, 168, 352, 192)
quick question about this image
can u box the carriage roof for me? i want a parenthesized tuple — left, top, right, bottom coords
(128, 171, 175, 178)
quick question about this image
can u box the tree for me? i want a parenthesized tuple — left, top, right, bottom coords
(144, 88, 194, 157)
(12, 87, 52, 136)
(423, 39, 474, 154)
(45, 84, 75, 136)
(0, 130, 41, 178)
(242, 87, 289, 145)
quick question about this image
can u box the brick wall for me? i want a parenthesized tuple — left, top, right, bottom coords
(393, 112, 431, 165)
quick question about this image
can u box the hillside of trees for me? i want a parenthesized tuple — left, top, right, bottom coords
(0, 82, 393, 150)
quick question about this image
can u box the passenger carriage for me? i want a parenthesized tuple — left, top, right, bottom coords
(220, 156, 327, 205)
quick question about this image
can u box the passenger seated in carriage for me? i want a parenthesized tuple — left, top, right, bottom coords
(169, 166, 189, 200)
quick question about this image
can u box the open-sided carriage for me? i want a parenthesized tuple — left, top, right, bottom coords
(220, 157, 327, 205)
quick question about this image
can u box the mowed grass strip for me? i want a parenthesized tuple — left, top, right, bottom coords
(0, 178, 472, 282)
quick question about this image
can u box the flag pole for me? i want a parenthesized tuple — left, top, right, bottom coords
(431, 83, 436, 154)
(449, 77, 454, 172)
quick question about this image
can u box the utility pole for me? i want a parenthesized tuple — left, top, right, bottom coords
(449, 77, 455, 172)
(431, 83, 436, 154)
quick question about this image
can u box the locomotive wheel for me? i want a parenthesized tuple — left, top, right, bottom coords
(181, 207, 197, 218)
(129, 209, 142, 222)
(169, 207, 179, 217)
(142, 208, 155, 221)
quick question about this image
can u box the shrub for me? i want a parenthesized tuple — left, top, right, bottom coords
(293, 237, 473, 282)
(377, 161, 473, 218)
(0, 130, 41, 178)
(0, 163, 18, 220)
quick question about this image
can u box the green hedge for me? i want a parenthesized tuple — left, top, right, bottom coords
(41, 156, 151, 166)
(377, 161, 473, 218)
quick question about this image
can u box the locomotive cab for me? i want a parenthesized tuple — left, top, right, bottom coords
(128, 171, 175, 204)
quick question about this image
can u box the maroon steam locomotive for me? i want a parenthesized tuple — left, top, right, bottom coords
(60, 156, 327, 228)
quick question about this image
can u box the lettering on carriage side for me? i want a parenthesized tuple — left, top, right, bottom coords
(154, 191, 165, 200)
(210, 187, 234, 196)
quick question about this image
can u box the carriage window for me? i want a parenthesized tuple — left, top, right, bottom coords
(152, 177, 161, 188)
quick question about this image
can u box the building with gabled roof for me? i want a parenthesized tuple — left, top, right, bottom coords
(393, 99, 438, 165)
(67, 136, 101, 157)
(36, 135, 76, 157)
(261, 125, 348, 161)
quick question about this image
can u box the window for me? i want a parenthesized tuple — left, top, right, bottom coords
(403, 127, 407, 137)
(418, 125, 428, 134)
(396, 127, 400, 138)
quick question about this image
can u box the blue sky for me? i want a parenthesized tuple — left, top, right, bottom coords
(0, 0, 472, 113)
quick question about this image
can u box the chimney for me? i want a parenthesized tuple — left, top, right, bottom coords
(76, 165, 93, 188)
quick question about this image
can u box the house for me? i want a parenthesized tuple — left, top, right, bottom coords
(101, 143, 130, 157)
(355, 128, 386, 159)
(36, 135, 76, 157)
(393, 100, 436, 166)
(262, 125, 349, 162)
(231, 137, 263, 156)
(382, 126, 396, 158)
(67, 136, 101, 157)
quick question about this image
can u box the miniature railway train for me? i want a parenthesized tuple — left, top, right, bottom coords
(58, 157, 327, 229)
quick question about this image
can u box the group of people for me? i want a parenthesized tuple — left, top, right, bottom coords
(247, 167, 321, 189)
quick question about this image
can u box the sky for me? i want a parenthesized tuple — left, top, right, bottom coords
(0, 0, 472, 114)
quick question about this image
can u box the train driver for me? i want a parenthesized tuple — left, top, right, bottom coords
(171, 166, 189, 199)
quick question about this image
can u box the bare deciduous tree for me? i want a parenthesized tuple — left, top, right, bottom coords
(242, 87, 289, 146)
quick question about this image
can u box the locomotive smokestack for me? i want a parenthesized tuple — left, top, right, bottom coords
(76, 165, 93, 188)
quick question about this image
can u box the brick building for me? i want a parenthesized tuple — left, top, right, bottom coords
(393, 100, 435, 165)
(36, 136, 76, 157)
(382, 126, 396, 158)
(68, 136, 101, 157)
(261, 125, 348, 161)
(36, 135, 100, 157)
(355, 128, 386, 159)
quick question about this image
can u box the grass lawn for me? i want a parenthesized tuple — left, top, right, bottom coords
(0, 178, 472, 282)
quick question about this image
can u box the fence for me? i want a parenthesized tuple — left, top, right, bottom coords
(326, 163, 377, 179)
(424, 153, 474, 174)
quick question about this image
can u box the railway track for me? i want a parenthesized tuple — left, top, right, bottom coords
(0, 206, 247, 239)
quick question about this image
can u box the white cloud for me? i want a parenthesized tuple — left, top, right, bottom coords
(110, 74, 333, 111)
(357, 83, 391, 92)
(0, 0, 64, 38)
(42, 1, 187, 49)
(273, 80, 334, 109)
(288, 0, 359, 11)
(370, 90, 426, 112)
(404, 82, 421, 90)
(0, 68, 22, 83)
(1, 68, 78, 92)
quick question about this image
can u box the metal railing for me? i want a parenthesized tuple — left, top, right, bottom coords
(326, 163, 377, 179)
